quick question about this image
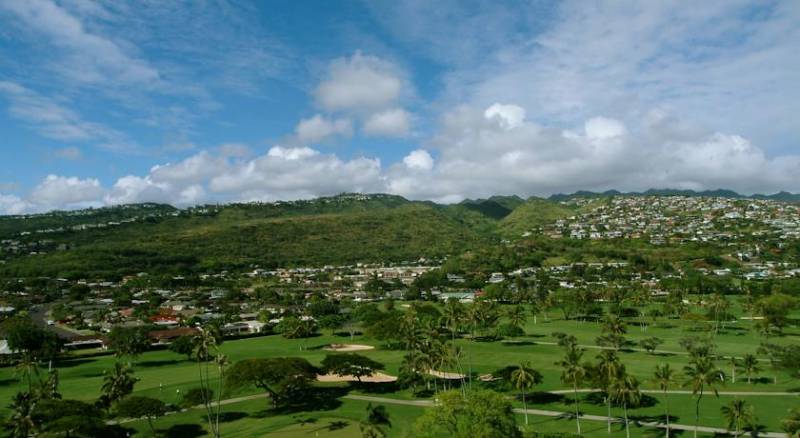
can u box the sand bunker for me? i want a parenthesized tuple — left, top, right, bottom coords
(317, 372, 397, 383)
(324, 343, 376, 352)
(428, 369, 467, 380)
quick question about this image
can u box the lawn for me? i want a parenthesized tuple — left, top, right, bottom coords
(1, 299, 797, 436)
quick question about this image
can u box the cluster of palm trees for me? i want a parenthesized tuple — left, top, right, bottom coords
(399, 306, 465, 394)
(543, 315, 768, 438)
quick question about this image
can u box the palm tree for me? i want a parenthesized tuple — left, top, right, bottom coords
(99, 362, 138, 408)
(8, 392, 36, 438)
(599, 315, 627, 351)
(595, 350, 622, 434)
(440, 299, 465, 341)
(556, 344, 586, 435)
(510, 361, 542, 426)
(609, 368, 640, 438)
(15, 356, 40, 392)
(721, 399, 755, 436)
(651, 363, 679, 438)
(194, 326, 222, 438)
(683, 355, 725, 438)
(728, 356, 738, 383)
(212, 353, 228, 436)
(737, 354, 761, 384)
(506, 305, 527, 330)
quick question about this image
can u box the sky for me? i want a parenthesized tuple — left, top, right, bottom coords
(0, 0, 798, 214)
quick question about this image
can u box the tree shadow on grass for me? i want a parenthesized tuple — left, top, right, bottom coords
(322, 420, 349, 432)
(334, 330, 362, 337)
(641, 425, 685, 437)
(137, 359, 183, 368)
(101, 424, 136, 437)
(753, 377, 776, 385)
(52, 358, 96, 368)
(586, 392, 658, 408)
(651, 352, 677, 357)
(160, 423, 205, 438)
(350, 381, 400, 394)
(528, 391, 565, 404)
(249, 386, 348, 419)
(218, 411, 248, 423)
(501, 340, 536, 346)
(0, 378, 17, 386)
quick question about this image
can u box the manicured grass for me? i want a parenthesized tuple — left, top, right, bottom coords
(122, 398, 424, 438)
(1, 300, 797, 436)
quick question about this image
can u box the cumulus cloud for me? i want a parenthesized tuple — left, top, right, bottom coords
(363, 108, 411, 137)
(294, 114, 353, 144)
(210, 146, 383, 201)
(104, 175, 170, 206)
(484, 103, 526, 130)
(3, 112, 800, 215)
(315, 52, 405, 112)
(402, 149, 434, 171)
(0, 194, 32, 215)
(29, 175, 105, 210)
(149, 151, 228, 185)
(385, 103, 800, 201)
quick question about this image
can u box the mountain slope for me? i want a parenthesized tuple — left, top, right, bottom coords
(1, 202, 493, 278)
(498, 198, 574, 237)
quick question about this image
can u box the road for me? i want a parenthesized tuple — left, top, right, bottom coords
(29, 304, 82, 340)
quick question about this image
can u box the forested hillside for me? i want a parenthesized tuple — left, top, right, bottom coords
(0, 195, 518, 278)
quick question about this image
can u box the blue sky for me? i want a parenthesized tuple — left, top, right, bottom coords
(0, 0, 798, 213)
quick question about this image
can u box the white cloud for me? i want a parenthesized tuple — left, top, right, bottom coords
(384, 104, 800, 201)
(585, 117, 627, 140)
(149, 151, 228, 185)
(211, 146, 383, 201)
(484, 103, 526, 130)
(294, 114, 353, 144)
(432, 1, 800, 153)
(0, 194, 32, 215)
(402, 149, 434, 171)
(0, 0, 159, 86)
(104, 175, 170, 206)
(315, 52, 405, 112)
(363, 108, 411, 137)
(29, 175, 105, 210)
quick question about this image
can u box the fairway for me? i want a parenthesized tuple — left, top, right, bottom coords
(1, 298, 797, 437)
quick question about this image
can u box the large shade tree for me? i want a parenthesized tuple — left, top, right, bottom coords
(413, 389, 521, 438)
(226, 357, 318, 408)
(321, 353, 385, 383)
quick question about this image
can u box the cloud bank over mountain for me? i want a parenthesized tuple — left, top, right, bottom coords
(0, 1, 798, 213)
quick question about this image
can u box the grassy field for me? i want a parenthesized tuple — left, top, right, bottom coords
(1, 300, 798, 436)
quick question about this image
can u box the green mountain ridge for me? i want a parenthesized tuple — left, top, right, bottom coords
(2, 188, 798, 278)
